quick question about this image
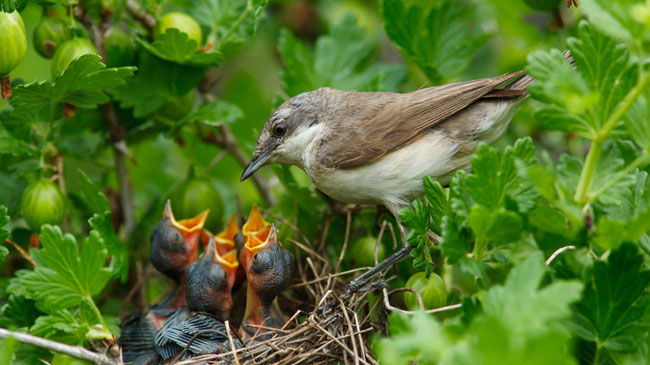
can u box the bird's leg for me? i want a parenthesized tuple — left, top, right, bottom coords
(340, 208, 413, 301)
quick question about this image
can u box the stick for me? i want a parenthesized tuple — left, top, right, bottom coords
(0, 328, 118, 365)
(3, 239, 37, 268)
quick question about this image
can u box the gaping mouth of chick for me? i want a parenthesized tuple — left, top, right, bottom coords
(245, 225, 273, 254)
(215, 248, 239, 270)
(164, 200, 210, 233)
(214, 213, 239, 250)
(242, 204, 269, 239)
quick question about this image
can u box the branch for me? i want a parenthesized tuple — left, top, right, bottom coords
(3, 239, 37, 268)
(0, 328, 119, 365)
(76, 4, 136, 236)
(125, 0, 156, 32)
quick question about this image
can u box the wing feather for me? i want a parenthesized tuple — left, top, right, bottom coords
(319, 71, 525, 168)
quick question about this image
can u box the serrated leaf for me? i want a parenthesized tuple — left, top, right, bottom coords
(465, 140, 538, 212)
(423, 177, 447, 222)
(112, 51, 205, 117)
(137, 29, 223, 67)
(277, 14, 407, 97)
(10, 54, 135, 117)
(185, 0, 268, 58)
(77, 170, 110, 214)
(624, 87, 650, 151)
(0, 123, 36, 157)
(570, 243, 650, 352)
(178, 100, 243, 128)
(440, 216, 471, 264)
(468, 206, 522, 245)
(0, 295, 39, 329)
(89, 212, 128, 282)
(580, 0, 646, 42)
(381, 0, 483, 83)
(527, 21, 638, 140)
(21, 226, 112, 311)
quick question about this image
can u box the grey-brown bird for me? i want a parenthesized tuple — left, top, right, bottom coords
(241, 53, 572, 296)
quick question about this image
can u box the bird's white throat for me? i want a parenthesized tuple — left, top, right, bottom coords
(273, 123, 326, 169)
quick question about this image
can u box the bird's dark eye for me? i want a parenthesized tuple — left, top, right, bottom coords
(273, 122, 287, 137)
(172, 232, 181, 244)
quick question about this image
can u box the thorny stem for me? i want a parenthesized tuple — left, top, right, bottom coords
(76, 5, 135, 235)
(574, 71, 650, 206)
(0, 328, 117, 365)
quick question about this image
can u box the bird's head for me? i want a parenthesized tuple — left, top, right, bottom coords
(185, 237, 234, 320)
(241, 90, 326, 181)
(244, 224, 293, 307)
(150, 200, 209, 280)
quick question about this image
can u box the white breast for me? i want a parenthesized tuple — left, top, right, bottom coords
(307, 131, 459, 214)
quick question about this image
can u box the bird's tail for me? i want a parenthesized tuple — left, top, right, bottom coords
(506, 50, 575, 91)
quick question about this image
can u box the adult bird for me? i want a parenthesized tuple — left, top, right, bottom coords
(119, 201, 209, 364)
(240, 53, 574, 297)
(239, 224, 293, 341)
(154, 237, 241, 362)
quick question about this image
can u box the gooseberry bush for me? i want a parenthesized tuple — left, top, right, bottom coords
(0, 0, 648, 364)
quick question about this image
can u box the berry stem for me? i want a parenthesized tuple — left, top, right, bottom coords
(1, 76, 11, 99)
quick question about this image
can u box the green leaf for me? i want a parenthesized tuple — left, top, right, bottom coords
(0, 122, 36, 157)
(10, 54, 136, 117)
(185, 0, 268, 58)
(375, 312, 447, 365)
(580, 0, 646, 42)
(0, 337, 17, 365)
(21, 226, 112, 311)
(0, 206, 9, 262)
(570, 243, 650, 353)
(89, 212, 128, 282)
(624, 87, 650, 151)
(468, 206, 522, 245)
(527, 21, 637, 140)
(423, 177, 447, 222)
(381, 0, 483, 83)
(440, 215, 471, 263)
(77, 170, 110, 214)
(277, 14, 407, 97)
(178, 100, 243, 128)
(465, 139, 538, 212)
(112, 51, 205, 117)
(136, 29, 223, 67)
(0, 294, 39, 329)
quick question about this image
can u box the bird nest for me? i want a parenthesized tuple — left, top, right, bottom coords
(174, 211, 408, 365)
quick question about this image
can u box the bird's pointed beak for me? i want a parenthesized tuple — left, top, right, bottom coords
(241, 148, 273, 182)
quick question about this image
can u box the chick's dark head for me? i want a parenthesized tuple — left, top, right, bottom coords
(246, 224, 293, 306)
(185, 237, 233, 321)
(150, 200, 209, 280)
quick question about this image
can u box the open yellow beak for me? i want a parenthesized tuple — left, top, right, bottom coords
(215, 213, 239, 251)
(163, 200, 210, 261)
(214, 248, 239, 289)
(164, 200, 210, 233)
(242, 204, 269, 240)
